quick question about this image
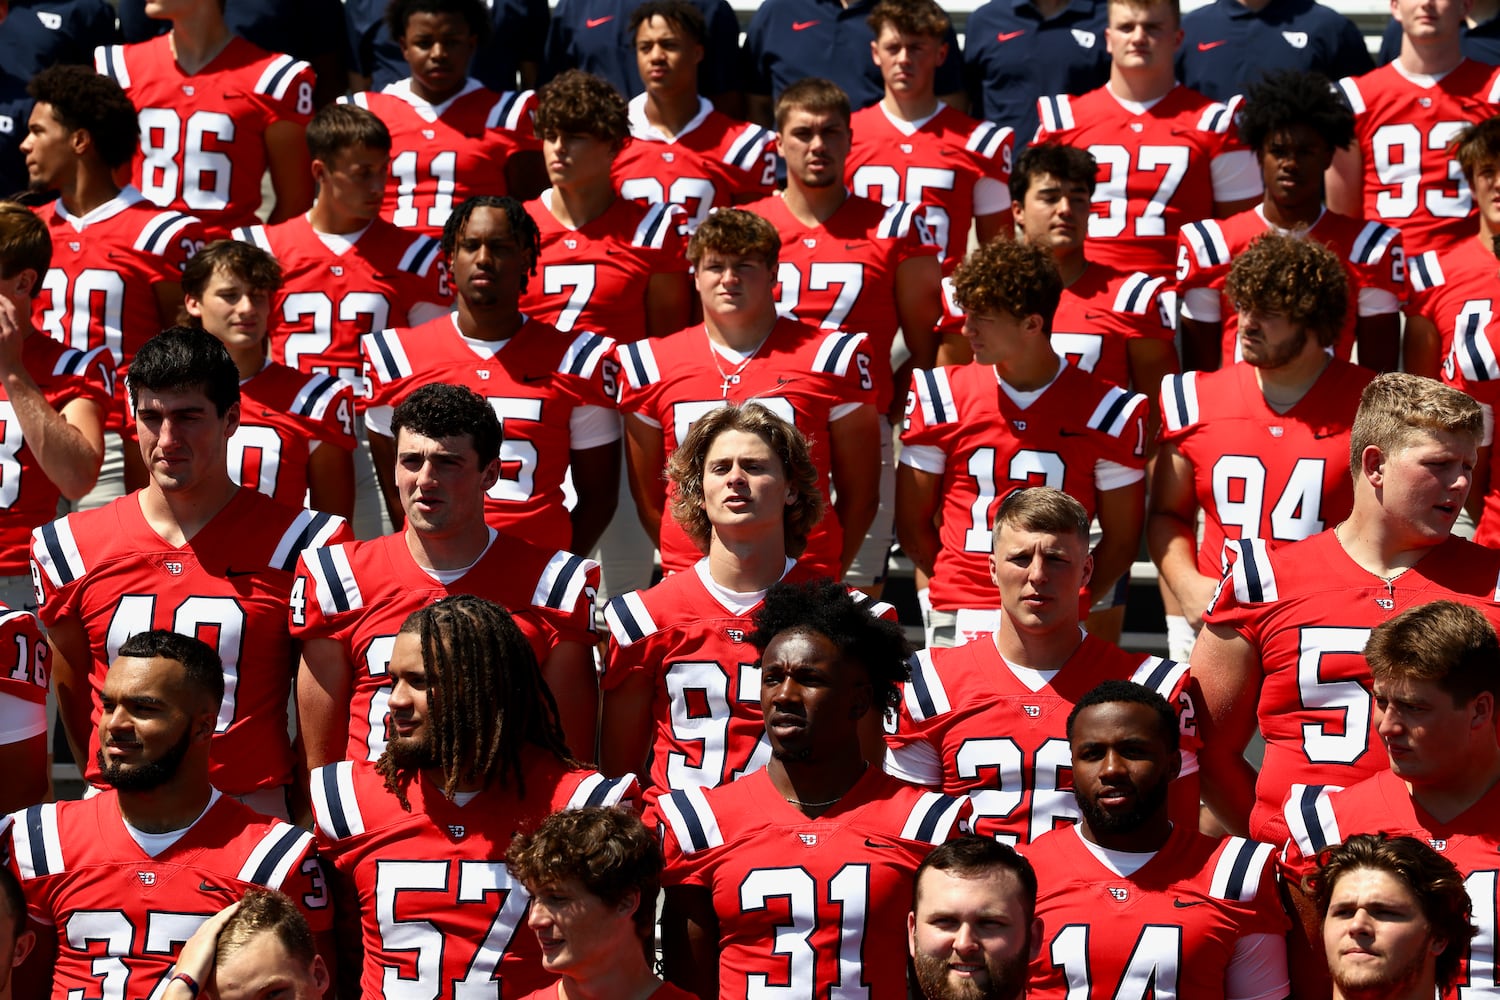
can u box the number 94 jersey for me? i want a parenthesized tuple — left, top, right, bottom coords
(96, 36, 316, 235)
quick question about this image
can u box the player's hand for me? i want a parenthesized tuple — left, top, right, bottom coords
(1181, 573, 1219, 632)
(0, 289, 28, 378)
(170, 900, 242, 991)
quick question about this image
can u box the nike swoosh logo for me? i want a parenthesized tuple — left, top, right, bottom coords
(522, 373, 549, 383)
(792, 19, 820, 29)
(1313, 430, 1338, 439)
(1173, 898, 1205, 907)
(844, 242, 861, 250)
(200, 881, 234, 893)
(225, 568, 259, 577)
(1197, 39, 1226, 50)
(864, 838, 898, 849)
(996, 29, 1025, 42)
(586, 15, 614, 27)
(1084, 310, 1108, 319)
(1058, 429, 1085, 437)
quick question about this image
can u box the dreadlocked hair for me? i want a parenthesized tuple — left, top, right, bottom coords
(441, 195, 542, 293)
(375, 595, 578, 809)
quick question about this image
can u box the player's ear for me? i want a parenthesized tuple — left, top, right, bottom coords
(1028, 917, 1044, 962)
(1472, 691, 1494, 729)
(223, 400, 240, 437)
(907, 910, 918, 958)
(10, 927, 35, 969)
(69, 126, 92, 157)
(480, 456, 502, 492)
(1079, 551, 1094, 589)
(183, 294, 204, 320)
(310, 954, 331, 996)
(1360, 444, 1386, 486)
(615, 888, 640, 918)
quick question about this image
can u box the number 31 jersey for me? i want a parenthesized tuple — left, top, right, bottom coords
(96, 35, 316, 235)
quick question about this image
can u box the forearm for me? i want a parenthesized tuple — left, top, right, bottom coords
(1088, 534, 1138, 602)
(834, 489, 878, 573)
(6, 374, 101, 499)
(1148, 513, 1206, 602)
(1198, 749, 1258, 837)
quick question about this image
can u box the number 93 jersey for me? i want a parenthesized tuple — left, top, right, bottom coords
(1158, 358, 1373, 579)
(96, 36, 316, 235)
(1202, 530, 1500, 845)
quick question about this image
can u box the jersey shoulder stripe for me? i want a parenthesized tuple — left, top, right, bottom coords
(532, 550, 597, 611)
(813, 329, 867, 377)
(567, 772, 636, 809)
(1161, 372, 1200, 433)
(307, 543, 364, 616)
(1182, 219, 1230, 270)
(1349, 221, 1398, 266)
(1337, 76, 1366, 115)
(237, 822, 313, 888)
(1114, 272, 1165, 315)
(1196, 101, 1235, 133)
(363, 328, 416, 385)
(311, 760, 366, 841)
(9, 803, 63, 880)
(235, 224, 273, 254)
(659, 785, 724, 855)
(32, 517, 86, 590)
(1453, 311, 1500, 382)
(95, 45, 129, 87)
(561, 331, 614, 378)
(632, 203, 675, 249)
(618, 340, 661, 390)
(135, 212, 198, 255)
(877, 201, 919, 239)
(912, 366, 956, 427)
(1086, 384, 1145, 437)
(966, 120, 1013, 159)
(1284, 783, 1342, 859)
(901, 791, 968, 844)
(604, 591, 659, 646)
(486, 89, 534, 131)
(1209, 837, 1276, 902)
(272, 510, 346, 573)
(1130, 656, 1188, 701)
(255, 54, 311, 101)
(52, 345, 108, 380)
(724, 123, 772, 171)
(1226, 537, 1279, 604)
(398, 234, 443, 276)
(1037, 94, 1074, 132)
(902, 649, 952, 723)
(290, 373, 345, 420)
(1406, 250, 1445, 293)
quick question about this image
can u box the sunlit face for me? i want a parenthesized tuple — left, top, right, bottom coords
(449, 206, 532, 307)
(635, 14, 703, 93)
(695, 250, 777, 324)
(384, 630, 434, 767)
(700, 428, 794, 535)
(909, 869, 1036, 1000)
(961, 310, 1038, 369)
(541, 130, 619, 192)
(184, 267, 272, 353)
(394, 428, 500, 539)
(1105, 0, 1182, 70)
(1014, 172, 1090, 254)
(1374, 674, 1487, 786)
(1068, 700, 1179, 836)
(1235, 308, 1313, 370)
(989, 521, 1092, 636)
(870, 24, 947, 97)
(21, 102, 74, 192)
(96, 655, 213, 791)
(1324, 868, 1444, 1000)
(777, 107, 850, 190)
(527, 877, 640, 978)
(1260, 125, 1335, 211)
(760, 629, 870, 763)
(313, 143, 389, 222)
(399, 11, 477, 104)
(1469, 155, 1500, 234)
(1364, 429, 1476, 546)
(213, 931, 331, 1000)
(1391, 0, 1471, 44)
(134, 385, 239, 494)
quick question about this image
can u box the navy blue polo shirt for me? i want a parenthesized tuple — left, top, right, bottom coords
(344, 0, 548, 92)
(542, 0, 742, 98)
(0, 0, 117, 83)
(963, 0, 1109, 143)
(1377, 16, 1500, 66)
(744, 0, 965, 108)
(0, 73, 31, 202)
(1176, 0, 1373, 101)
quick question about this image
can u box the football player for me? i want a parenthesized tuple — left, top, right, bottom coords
(30, 328, 352, 819)
(168, 889, 331, 1000)
(294, 383, 600, 769)
(1024, 680, 1289, 1000)
(310, 596, 636, 999)
(658, 579, 968, 1000)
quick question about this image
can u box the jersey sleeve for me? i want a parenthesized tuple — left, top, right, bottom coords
(899, 367, 958, 473)
(260, 56, 317, 126)
(654, 786, 723, 890)
(814, 330, 877, 415)
(600, 592, 663, 695)
(523, 551, 600, 647)
(0, 608, 48, 709)
(297, 375, 359, 450)
(1175, 219, 1231, 308)
(29, 515, 88, 623)
(288, 545, 356, 641)
(1200, 538, 1277, 642)
(53, 345, 117, 414)
(1345, 221, 1405, 311)
(361, 327, 417, 420)
(273, 835, 336, 936)
(881, 650, 948, 787)
(889, 202, 944, 267)
(613, 340, 665, 423)
(1090, 385, 1150, 470)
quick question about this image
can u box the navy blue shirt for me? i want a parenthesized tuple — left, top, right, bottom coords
(1176, 0, 1373, 101)
(0, 0, 117, 83)
(542, 0, 742, 98)
(744, 0, 964, 108)
(963, 0, 1109, 143)
(1377, 16, 1500, 65)
(346, 0, 550, 92)
(118, 0, 345, 74)
(0, 73, 31, 202)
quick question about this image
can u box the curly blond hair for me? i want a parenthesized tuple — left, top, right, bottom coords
(1224, 233, 1347, 348)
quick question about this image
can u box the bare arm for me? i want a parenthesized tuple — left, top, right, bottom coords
(1470, 443, 1491, 523)
(893, 253, 943, 386)
(1325, 142, 1363, 219)
(366, 427, 405, 530)
(503, 148, 549, 202)
(47, 614, 95, 777)
(661, 885, 721, 1000)
(599, 665, 654, 778)
(1354, 312, 1400, 374)
(568, 441, 620, 554)
(973, 211, 1009, 248)
(646, 272, 694, 340)
(0, 732, 48, 814)
(1125, 338, 1178, 455)
(542, 640, 599, 764)
(623, 415, 666, 543)
(1401, 314, 1442, 380)
(154, 280, 185, 328)
(895, 464, 943, 578)
(1148, 441, 1218, 630)
(307, 444, 356, 521)
(829, 405, 881, 575)
(1189, 623, 1264, 836)
(265, 120, 315, 224)
(1090, 480, 1145, 608)
(745, 93, 773, 128)
(1180, 317, 1223, 373)
(296, 637, 353, 771)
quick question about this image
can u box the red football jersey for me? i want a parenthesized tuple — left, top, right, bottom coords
(0, 336, 113, 574)
(1202, 530, 1500, 844)
(346, 81, 538, 238)
(95, 37, 315, 235)
(33, 189, 202, 433)
(657, 766, 969, 1000)
(515, 984, 697, 1000)
(290, 531, 598, 763)
(1035, 85, 1258, 277)
(0, 607, 48, 710)
(30, 492, 351, 794)
(236, 216, 451, 390)
(845, 104, 1013, 272)
(362, 314, 619, 549)
(1050, 264, 1174, 391)
(743, 192, 941, 412)
(1159, 360, 1373, 578)
(1176, 207, 1405, 363)
(311, 753, 637, 1000)
(900, 361, 1148, 611)
(615, 319, 876, 578)
(232, 363, 357, 509)
(1338, 60, 1500, 255)
(613, 95, 776, 234)
(1408, 236, 1500, 380)
(1025, 824, 1288, 1000)
(1283, 770, 1500, 1000)
(886, 635, 1197, 844)
(4, 792, 329, 1000)
(518, 192, 690, 343)
(602, 561, 896, 806)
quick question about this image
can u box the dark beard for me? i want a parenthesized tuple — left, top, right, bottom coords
(97, 727, 193, 792)
(911, 945, 1031, 1000)
(383, 732, 438, 772)
(1075, 777, 1170, 835)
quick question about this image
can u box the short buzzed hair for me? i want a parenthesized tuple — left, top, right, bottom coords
(992, 487, 1089, 543)
(775, 77, 852, 131)
(1348, 374, 1483, 481)
(912, 836, 1038, 926)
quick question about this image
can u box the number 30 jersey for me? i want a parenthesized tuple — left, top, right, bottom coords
(657, 766, 969, 1000)
(312, 753, 637, 1000)
(96, 35, 316, 235)
(30, 492, 351, 794)
(1158, 359, 1373, 579)
(1202, 530, 1500, 845)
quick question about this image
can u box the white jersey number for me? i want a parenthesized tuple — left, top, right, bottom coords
(663, 658, 768, 789)
(1369, 121, 1472, 220)
(1087, 144, 1190, 239)
(955, 736, 1076, 845)
(138, 108, 235, 211)
(740, 864, 872, 1000)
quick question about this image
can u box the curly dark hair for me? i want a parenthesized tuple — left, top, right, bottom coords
(440, 195, 541, 294)
(534, 70, 630, 145)
(749, 579, 911, 717)
(951, 239, 1063, 334)
(385, 0, 490, 44)
(1455, 115, 1500, 189)
(507, 807, 662, 939)
(390, 383, 503, 466)
(1237, 70, 1354, 154)
(686, 207, 780, 267)
(27, 65, 140, 170)
(376, 596, 578, 809)
(1223, 232, 1347, 348)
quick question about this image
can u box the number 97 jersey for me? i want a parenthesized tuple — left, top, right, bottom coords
(96, 35, 316, 234)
